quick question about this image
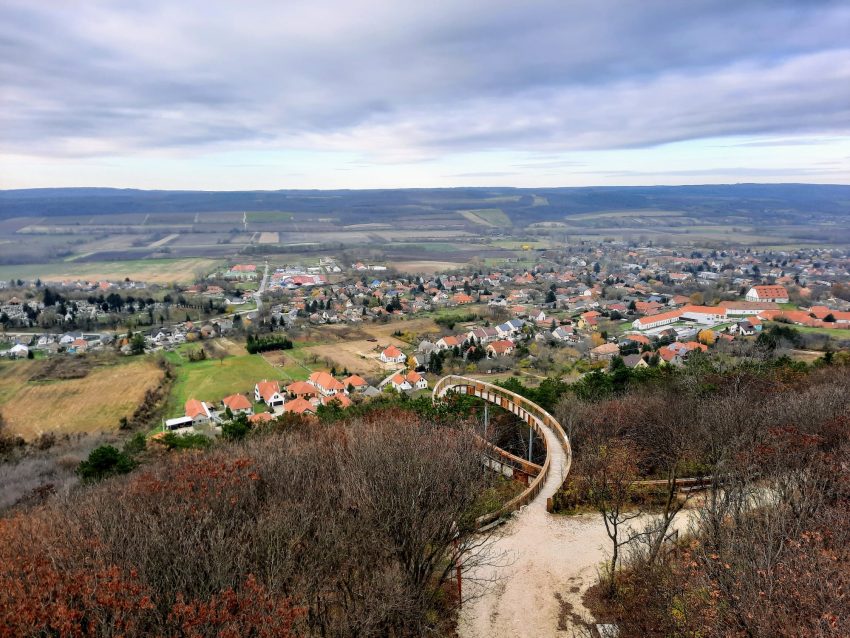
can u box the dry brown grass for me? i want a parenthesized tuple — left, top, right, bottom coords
(207, 337, 247, 357)
(301, 337, 408, 377)
(361, 317, 441, 339)
(16, 258, 220, 284)
(0, 359, 164, 440)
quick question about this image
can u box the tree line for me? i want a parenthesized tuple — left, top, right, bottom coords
(245, 333, 293, 354)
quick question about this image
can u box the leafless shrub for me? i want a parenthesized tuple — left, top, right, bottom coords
(1, 408, 492, 637)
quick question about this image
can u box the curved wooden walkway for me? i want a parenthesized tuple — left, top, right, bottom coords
(432, 375, 572, 526)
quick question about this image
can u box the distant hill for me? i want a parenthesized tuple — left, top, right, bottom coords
(1, 184, 848, 226)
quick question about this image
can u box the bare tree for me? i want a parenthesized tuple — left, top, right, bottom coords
(580, 437, 643, 594)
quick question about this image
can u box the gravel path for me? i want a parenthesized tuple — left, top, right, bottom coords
(457, 412, 605, 637)
(460, 489, 695, 636)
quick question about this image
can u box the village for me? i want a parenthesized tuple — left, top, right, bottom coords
(1, 242, 849, 439)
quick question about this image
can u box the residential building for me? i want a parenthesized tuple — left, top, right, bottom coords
(222, 393, 253, 416)
(308, 371, 347, 396)
(379, 345, 407, 364)
(487, 339, 516, 357)
(254, 380, 285, 407)
(746, 285, 789, 303)
(342, 374, 369, 391)
(185, 398, 212, 425)
(590, 342, 620, 361)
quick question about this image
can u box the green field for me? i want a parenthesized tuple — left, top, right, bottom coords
(388, 241, 469, 253)
(163, 338, 327, 417)
(246, 211, 300, 222)
(765, 321, 850, 338)
(490, 239, 554, 250)
(165, 352, 285, 416)
(459, 208, 512, 228)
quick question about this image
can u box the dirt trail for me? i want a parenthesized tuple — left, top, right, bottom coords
(458, 413, 593, 636)
(459, 417, 692, 636)
(460, 508, 697, 637)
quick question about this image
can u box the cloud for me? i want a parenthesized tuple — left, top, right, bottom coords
(1, 0, 849, 167)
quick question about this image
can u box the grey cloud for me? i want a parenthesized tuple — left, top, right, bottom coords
(1, 0, 849, 159)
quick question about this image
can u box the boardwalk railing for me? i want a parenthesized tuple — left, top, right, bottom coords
(433, 375, 573, 527)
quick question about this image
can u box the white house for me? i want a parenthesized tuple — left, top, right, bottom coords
(9, 343, 29, 357)
(308, 371, 347, 396)
(379, 345, 407, 364)
(496, 319, 524, 337)
(466, 327, 498, 343)
(385, 371, 428, 391)
(405, 371, 428, 390)
(254, 380, 285, 408)
(435, 335, 464, 351)
(184, 399, 212, 425)
(222, 393, 254, 416)
(551, 326, 578, 342)
(745, 285, 789, 303)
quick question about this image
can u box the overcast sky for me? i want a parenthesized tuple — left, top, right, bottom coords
(2, 0, 849, 189)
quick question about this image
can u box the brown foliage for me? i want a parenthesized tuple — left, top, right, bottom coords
(0, 408, 487, 637)
(570, 365, 850, 636)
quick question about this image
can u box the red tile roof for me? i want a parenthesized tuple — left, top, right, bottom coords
(255, 380, 281, 402)
(283, 397, 316, 415)
(343, 374, 368, 388)
(322, 393, 352, 408)
(308, 371, 345, 392)
(750, 285, 788, 299)
(222, 394, 252, 411)
(382, 345, 403, 358)
(488, 339, 515, 354)
(185, 399, 208, 419)
(286, 381, 319, 396)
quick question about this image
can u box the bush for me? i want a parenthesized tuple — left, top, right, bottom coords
(1, 411, 488, 636)
(222, 414, 251, 441)
(123, 432, 147, 455)
(77, 445, 137, 481)
(34, 432, 56, 451)
(158, 432, 211, 450)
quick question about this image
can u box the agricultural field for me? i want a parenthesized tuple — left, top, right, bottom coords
(361, 317, 442, 340)
(0, 258, 220, 284)
(258, 231, 279, 243)
(380, 241, 472, 254)
(246, 211, 298, 223)
(389, 260, 468, 274)
(0, 357, 164, 440)
(564, 209, 686, 221)
(490, 238, 555, 250)
(459, 208, 512, 228)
